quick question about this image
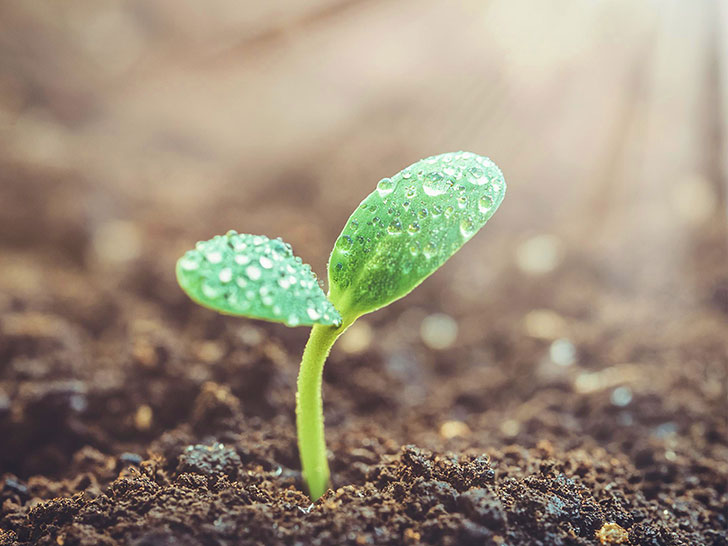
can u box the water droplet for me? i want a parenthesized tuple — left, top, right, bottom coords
(234, 254, 250, 265)
(423, 242, 436, 259)
(236, 277, 247, 289)
(278, 278, 290, 289)
(376, 177, 394, 196)
(478, 195, 493, 213)
(423, 171, 449, 197)
(206, 251, 223, 264)
(288, 314, 300, 327)
(218, 268, 233, 283)
(350, 220, 359, 231)
(179, 257, 199, 271)
(338, 235, 353, 253)
(418, 208, 428, 219)
(232, 240, 247, 252)
(202, 282, 220, 299)
(335, 262, 343, 271)
(405, 185, 416, 198)
(432, 205, 443, 217)
(387, 220, 403, 234)
(259, 256, 273, 269)
(457, 195, 467, 208)
(409, 242, 420, 256)
(272, 305, 282, 316)
(402, 201, 410, 209)
(468, 166, 486, 184)
(246, 265, 261, 281)
(307, 308, 321, 321)
(444, 206, 454, 218)
(402, 170, 412, 179)
(259, 286, 274, 308)
(460, 218, 475, 237)
(408, 222, 420, 234)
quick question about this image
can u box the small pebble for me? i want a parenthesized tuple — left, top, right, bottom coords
(595, 522, 629, 544)
(118, 452, 143, 466)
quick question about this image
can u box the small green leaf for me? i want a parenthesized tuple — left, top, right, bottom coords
(328, 151, 505, 319)
(177, 231, 341, 327)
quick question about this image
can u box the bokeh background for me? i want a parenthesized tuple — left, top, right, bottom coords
(2, 0, 726, 286)
(1, 0, 727, 481)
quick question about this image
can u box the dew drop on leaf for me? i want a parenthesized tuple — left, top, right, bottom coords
(478, 195, 493, 214)
(218, 268, 233, 283)
(460, 218, 475, 238)
(387, 220, 403, 235)
(180, 256, 199, 271)
(206, 251, 223, 264)
(202, 282, 220, 299)
(246, 265, 261, 280)
(423, 242, 436, 259)
(376, 177, 394, 196)
(423, 172, 449, 196)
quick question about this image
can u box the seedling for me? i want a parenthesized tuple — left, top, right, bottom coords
(176, 152, 506, 500)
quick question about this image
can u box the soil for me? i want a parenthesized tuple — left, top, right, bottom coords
(0, 158, 727, 545)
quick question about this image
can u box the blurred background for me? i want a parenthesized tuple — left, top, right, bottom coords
(1, 0, 726, 290)
(0, 0, 727, 473)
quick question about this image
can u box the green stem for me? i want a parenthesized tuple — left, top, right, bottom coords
(296, 319, 352, 500)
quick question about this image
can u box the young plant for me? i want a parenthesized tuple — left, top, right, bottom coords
(176, 151, 506, 500)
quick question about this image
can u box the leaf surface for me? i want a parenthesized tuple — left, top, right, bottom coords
(328, 151, 505, 319)
(177, 231, 341, 327)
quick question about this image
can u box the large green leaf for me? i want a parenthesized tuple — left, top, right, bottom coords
(328, 151, 506, 319)
(177, 231, 341, 327)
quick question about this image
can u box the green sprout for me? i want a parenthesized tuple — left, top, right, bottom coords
(176, 151, 506, 500)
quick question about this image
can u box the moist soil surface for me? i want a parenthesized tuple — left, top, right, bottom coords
(0, 160, 727, 545)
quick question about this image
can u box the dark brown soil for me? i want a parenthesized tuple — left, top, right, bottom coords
(1, 152, 727, 546)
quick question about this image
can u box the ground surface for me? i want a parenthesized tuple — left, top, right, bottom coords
(1, 1, 727, 545)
